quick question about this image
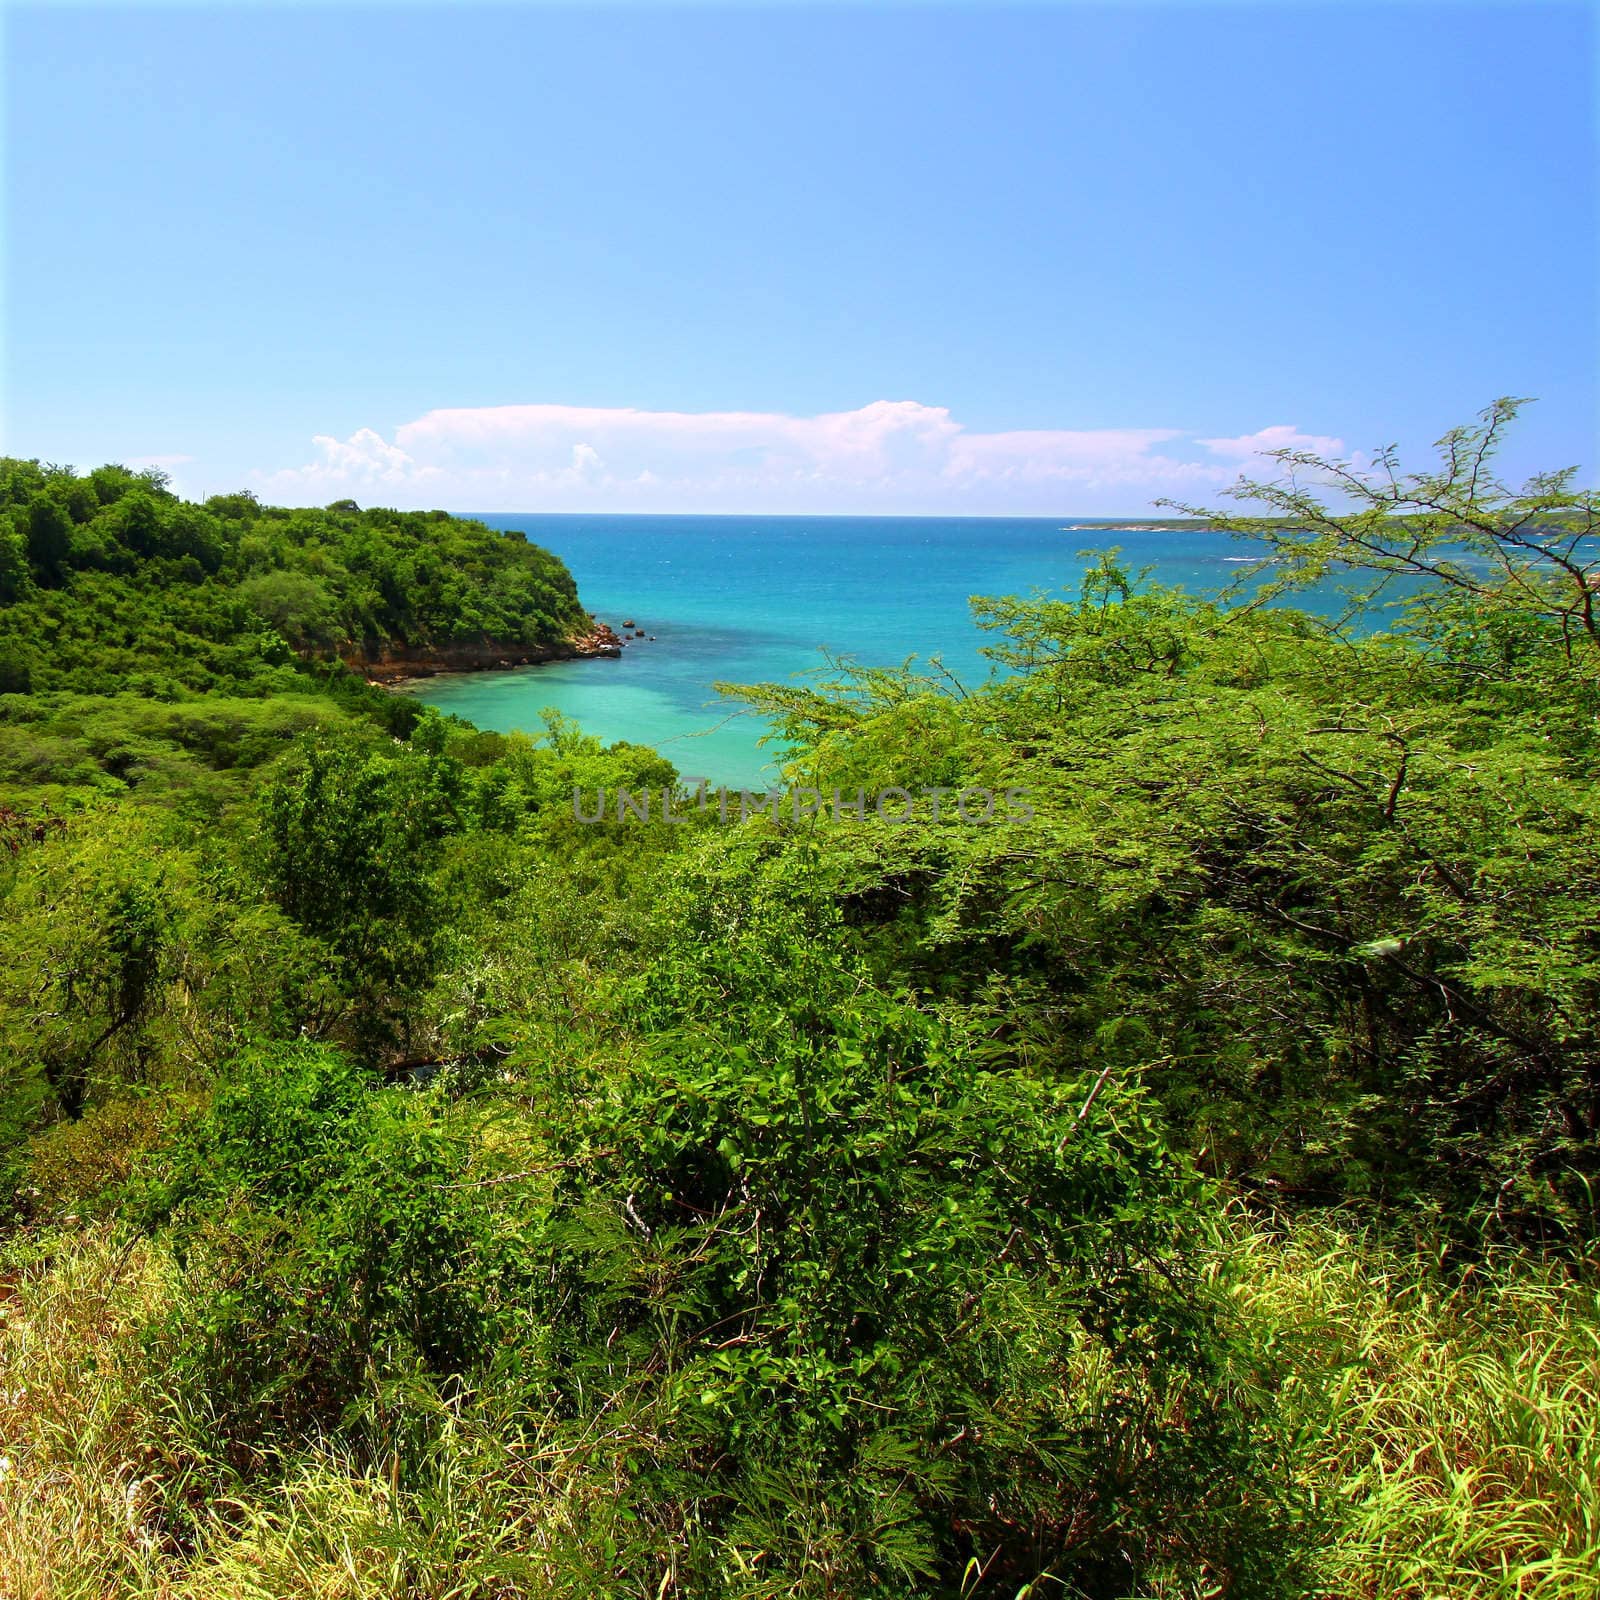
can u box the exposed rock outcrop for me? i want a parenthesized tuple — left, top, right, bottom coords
(333, 622, 624, 683)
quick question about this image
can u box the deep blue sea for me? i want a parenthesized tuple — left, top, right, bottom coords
(404, 515, 1351, 789)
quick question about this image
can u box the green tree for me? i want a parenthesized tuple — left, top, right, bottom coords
(0, 524, 28, 604)
(1163, 395, 1600, 671)
(24, 494, 71, 579)
(725, 410, 1600, 1242)
(258, 736, 466, 1050)
(239, 569, 339, 646)
(0, 637, 34, 694)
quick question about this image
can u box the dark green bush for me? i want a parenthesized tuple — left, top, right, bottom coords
(257, 735, 468, 1050)
(145, 1045, 518, 1442)
(523, 867, 1312, 1597)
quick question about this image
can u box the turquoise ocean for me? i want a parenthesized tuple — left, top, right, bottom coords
(405, 515, 1327, 790)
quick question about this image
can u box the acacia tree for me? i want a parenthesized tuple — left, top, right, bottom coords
(723, 409, 1600, 1242)
(1162, 397, 1600, 672)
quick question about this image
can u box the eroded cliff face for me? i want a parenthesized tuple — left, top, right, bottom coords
(334, 623, 623, 682)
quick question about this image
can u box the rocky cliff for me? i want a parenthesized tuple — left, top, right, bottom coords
(336, 623, 624, 683)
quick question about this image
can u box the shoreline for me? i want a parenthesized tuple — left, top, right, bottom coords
(335, 621, 628, 688)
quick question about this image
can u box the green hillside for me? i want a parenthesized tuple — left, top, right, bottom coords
(0, 458, 590, 699)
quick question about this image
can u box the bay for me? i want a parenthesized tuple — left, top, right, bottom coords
(404, 514, 1340, 790)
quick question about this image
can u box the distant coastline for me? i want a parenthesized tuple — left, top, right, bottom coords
(1057, 518, 1210, 533)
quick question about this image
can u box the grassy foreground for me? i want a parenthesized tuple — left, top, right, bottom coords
(1, 1218, 1594, 1599)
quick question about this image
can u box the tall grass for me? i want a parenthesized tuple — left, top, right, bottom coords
(1, 1218, 1595, 1598)
(0, 1228, 189, 1598)
(0, 1227, 628, 1599)
(1231, 1218, 1600, 1600)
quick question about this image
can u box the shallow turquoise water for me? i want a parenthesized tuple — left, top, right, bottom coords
(405, 515, 1314, 789)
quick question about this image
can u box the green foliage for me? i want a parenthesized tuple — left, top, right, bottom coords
(0, 410, 1594, 1597)
(1162, 396, 1599, 672)
(21, 1093, 178, 1221)
(0, 522, 29, 603)
(0, 804, 335, 1188)
(515, 856, 1312, 1596)
(1233, 1217, 1600, 1598)
(0, 691, 357, 816)
(237, 569, 338, 646)
(142, 1045, 518, 1443)
(23, 491, 73, 577)
(0, 639, 34, 695)
(0, 456, 591, 707)
(257, 735, 468, 1048)
(732, 532, 1600, 1243)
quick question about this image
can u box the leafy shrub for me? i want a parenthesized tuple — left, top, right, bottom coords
(0, 523, 29, 604)
(0, 637, 34, 694)
(257, 735, 469, 1050)
(522, 859, 1313, 1597)
(20, 1094, 178, 1220)
(144, 1045, 521, 1444)
(239, 570, 338, 646)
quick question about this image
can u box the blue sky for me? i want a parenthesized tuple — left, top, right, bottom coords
(5, 1, 1595, 513)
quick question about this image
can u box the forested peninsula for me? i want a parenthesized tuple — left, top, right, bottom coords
(0, 406, 1596, 1599)
(0, 458, 617, 701)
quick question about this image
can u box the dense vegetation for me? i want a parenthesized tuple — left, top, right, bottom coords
(0, 404, 1595, 1598)
(0, 457, 588, 699)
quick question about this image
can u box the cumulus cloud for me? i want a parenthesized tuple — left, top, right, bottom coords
(280, 428, 440, 489)
(1197, 425, 1346, 462)
(249, 400, 1343, 513)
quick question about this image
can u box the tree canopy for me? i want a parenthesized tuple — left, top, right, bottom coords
(0, 459, 590, 699)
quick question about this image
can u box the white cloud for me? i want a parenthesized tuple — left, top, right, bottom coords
(248, 400, 1343, 513)
(281, 427, 438, 488)
(1197, 425, 1345, 462)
